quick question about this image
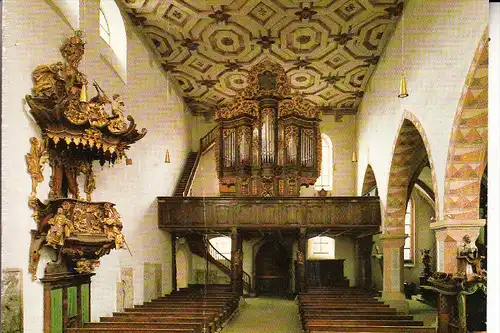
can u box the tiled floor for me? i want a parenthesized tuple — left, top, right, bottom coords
(222, 297, 303, 333)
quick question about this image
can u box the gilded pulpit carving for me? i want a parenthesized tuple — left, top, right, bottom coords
(25, 31, 147, 280)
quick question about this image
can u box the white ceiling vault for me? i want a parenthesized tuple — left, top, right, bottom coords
(120, 0, 404, 117)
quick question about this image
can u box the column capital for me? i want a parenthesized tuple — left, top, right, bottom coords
(380, 233, 406, 247)
(430, 219, 486, 231)
(431, 219, 485, 242)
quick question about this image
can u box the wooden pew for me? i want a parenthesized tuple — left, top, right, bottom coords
(298, 287, 436, 333)
(67, 284, 237, 333)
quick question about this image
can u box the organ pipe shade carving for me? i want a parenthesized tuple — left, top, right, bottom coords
(214, 61, 321, 197)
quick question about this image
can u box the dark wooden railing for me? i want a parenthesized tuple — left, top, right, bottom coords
(200, 125, 218, 154)
(157, 196, 381, 230)
(207, 241, 251, 292)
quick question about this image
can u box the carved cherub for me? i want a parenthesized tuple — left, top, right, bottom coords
(108, 94, 128, 133)
(103, 203, 125, 249)
(46, 208, 74, 248)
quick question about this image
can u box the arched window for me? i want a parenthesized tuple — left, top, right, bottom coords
(52, 0, 79, 29)
(404, 197, 415, 264)
(307, 236, 335, 259)
(99, 0, 127, 78)
(314, 134, 333, 190)
(99, 8, 111, 45)
(209, 236, 231, 259)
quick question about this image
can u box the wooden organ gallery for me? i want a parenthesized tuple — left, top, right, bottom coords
(159, 62, 382, 297)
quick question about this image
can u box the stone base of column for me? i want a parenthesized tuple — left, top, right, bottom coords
(381, 291, 409, 314)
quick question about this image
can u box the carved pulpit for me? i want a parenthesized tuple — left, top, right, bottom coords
(214, 61, 321, 196)
(24, 31, 147, 332)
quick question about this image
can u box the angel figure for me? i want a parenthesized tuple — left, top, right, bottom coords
(103, 203, 125, 249)
(108, 94, 128, 134)
(46, 208, 74, 248)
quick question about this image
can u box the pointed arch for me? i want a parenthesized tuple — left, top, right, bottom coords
(444, 29, 488, 220)
(362, 164, 378, 196)
(384, 111, 439, 233)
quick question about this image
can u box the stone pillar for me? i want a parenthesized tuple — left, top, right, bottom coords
(231, 228, 243, 295)
(430, 219, 486, 273)
(297, 228, 307, 293)
(171, 232, 177, 291)
(380, 233, 408, 313)
(357, 237, 373, 290)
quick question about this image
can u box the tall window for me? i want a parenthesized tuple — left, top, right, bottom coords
(209, 236, 231, 259)
(99, 8, 111, 45)
(404, 197, 415, 263)
(311, 236, 334, 254)
(314, 134, 333, 190)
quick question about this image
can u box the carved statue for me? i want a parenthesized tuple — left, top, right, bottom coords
(108, 94, 128, 134)
(103, 203, 125, 249)
(46, 208, 75, 248)
(458, 234, 486, 282)
(420, 249, 433, 278)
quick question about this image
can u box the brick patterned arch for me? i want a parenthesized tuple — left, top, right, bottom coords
(362, 164, 377, 195)
(384, 111, 439, 234)
(444, 30, 488, 220)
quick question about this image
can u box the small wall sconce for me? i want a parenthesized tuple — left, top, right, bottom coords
(165, 150, 171, 163)
(351, 150, 357, 163)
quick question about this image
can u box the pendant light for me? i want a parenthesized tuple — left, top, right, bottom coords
(398, 8, 408, 98)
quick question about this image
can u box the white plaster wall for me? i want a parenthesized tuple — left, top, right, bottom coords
(355, 0, 488, 219)
(334, 236, 357, 287)
(191, 115, 217, 152)
(1, 0, 191, 330)
(190, 147, 220, 196)
(301, 114, 356, 196)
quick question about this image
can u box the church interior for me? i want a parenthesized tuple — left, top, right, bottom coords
(1, 0, 493, 332)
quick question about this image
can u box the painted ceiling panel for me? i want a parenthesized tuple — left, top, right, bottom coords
(121, 0, 404, 116)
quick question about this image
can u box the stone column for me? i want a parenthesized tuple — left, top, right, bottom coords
(380, 233, 408, 313)
(357, 237, 373, 290)
(231, 228, 243, 295)
(171, 232, 177, 291)
(297, 228, 307, 293)
(430, 219, 486, 273)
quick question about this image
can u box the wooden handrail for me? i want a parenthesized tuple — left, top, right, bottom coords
(206, 240, 252, 292)
(200, 125, 219, 154)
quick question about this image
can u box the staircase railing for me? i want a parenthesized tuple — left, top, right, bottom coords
(183, 125, 219, 196)
(200, 125, 218, 154)
(182, 153, 201, 197)
(206, 241, 252, 293)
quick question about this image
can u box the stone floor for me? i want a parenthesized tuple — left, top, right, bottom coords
(408, 295, 438, 327)
(222, 297, 303, 333)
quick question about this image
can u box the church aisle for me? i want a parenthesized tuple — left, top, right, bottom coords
(222, 297, 303, 333)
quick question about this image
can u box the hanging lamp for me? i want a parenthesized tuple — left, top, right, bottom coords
(398, 7, 408, 98)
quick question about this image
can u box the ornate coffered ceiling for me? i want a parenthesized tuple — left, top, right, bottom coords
(121, 0, 404, 117)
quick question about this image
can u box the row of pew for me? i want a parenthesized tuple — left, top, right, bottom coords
(298, 287, 436, 333)
(68, 284, 239, 333)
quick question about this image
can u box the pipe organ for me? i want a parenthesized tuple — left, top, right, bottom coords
(215, 61, 321, 197)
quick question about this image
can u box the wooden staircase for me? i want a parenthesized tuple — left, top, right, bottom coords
(173, 152, 199, 196)
(298, 287, 436, 333)
(173, 125, 218, 197)
(67, 285, 238, 333)
(186, 234, 252, 293)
